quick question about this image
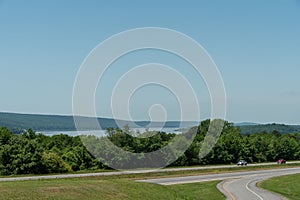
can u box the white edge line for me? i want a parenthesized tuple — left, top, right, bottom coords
(246, 179, 264, 200)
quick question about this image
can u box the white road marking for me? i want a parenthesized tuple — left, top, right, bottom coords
(246, 179, 264, 200)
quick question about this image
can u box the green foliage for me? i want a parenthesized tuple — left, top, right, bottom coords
(0, 128, 102, 175)
(1, 119, 300, 175)
(42, 152, 70, 173)
(81, 120, 300, 168)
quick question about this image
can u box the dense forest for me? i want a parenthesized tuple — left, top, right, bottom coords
(1, 119, 300, 175)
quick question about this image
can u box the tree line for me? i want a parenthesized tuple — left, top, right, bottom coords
(1, 119, 300, 175)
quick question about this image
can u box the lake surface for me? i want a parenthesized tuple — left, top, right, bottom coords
(40, 127, 183, 137)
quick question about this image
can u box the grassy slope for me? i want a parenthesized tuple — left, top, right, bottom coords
(0, 177, 224, 200)
(259, 173, 300, 200)
(1, 164, 300, 200)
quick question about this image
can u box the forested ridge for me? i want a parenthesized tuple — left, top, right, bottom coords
(0, 112, 191, 133)
(1, 119, 300, 175)
(238, 123, 300, 134)
(1, 112, 300, 134)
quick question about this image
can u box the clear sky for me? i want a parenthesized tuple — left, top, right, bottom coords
(0, 0, 300, 124)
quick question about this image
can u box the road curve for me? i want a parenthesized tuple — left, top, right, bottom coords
(139, 167, 300, 200)
(218, 167, 300, 200)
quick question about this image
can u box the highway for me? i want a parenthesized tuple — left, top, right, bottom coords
(1, 161, 299, 182)
(139, 167, 300, 200)
(1, 162, 300, 200)
(0, 161, 299, 182)
(219, 167, 300, 200)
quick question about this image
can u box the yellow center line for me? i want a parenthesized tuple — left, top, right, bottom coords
(222, 179, 236, 200)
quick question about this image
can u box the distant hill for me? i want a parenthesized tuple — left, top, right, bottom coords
(234, 122, 260, 126)
(1, 112, 299, 135)
(237, 123, 300, 134)
(0, 112, 198, 133)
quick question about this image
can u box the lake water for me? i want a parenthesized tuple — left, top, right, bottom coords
(40, 127, 183, 137)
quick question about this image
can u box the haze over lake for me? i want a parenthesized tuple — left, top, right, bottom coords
(40, 127, 183, 137)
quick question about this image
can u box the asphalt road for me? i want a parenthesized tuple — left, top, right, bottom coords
(139, 167, 300, 200)
(1, 161, 300, 182)
(1, 162, 300, 199)
(218, 168, 300, 200)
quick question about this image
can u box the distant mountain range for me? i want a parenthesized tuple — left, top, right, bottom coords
(1, 112, 300, 134)
(234, 122, 260, 126)
(0, 112, 197, 133)
(236, 123, 300, 134)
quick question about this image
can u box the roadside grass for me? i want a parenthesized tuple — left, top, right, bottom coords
(97, 163, 300, 180)
(1, 163, 300, 200)
(2, 162, 300, 180)
(259, 173, 300, 200)
(0, 177, 224, 200)
(85, 163, 300, 180)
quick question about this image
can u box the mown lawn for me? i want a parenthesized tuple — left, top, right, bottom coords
(0, 177, 225, 200)
(1, 164, 299, 200)
(259, 173, 300, 200)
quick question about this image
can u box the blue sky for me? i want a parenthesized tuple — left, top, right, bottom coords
(0, 0, 300, 124)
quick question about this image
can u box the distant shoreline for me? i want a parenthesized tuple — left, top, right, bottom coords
(38, 127, 183, 137)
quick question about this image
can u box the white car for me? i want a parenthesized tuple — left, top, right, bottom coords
(237, 160, 247, 166)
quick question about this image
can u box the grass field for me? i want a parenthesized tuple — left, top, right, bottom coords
(0, 177, 225, 200)
(1, 164, 300, 200)
(259, 173, 300, 200)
